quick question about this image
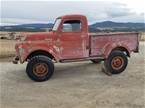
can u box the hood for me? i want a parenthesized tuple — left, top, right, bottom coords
(21, 32, 54, 41)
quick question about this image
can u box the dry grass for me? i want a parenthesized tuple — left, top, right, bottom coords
(139, 32, 145, 41)
(0, 40, 16, 58)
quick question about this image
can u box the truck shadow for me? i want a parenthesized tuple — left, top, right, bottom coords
(53, 62, 104, 79)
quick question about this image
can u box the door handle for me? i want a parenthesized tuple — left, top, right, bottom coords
(86, 45, 89, 49)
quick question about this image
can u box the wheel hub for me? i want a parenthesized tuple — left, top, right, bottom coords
(111, 56, 124, 70)
(33, 63, 48, 77)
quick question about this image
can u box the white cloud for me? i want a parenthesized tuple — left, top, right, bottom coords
(2, 0, 144, 13)
(113, 0, 145, 14)
(1, 0, 144, 25)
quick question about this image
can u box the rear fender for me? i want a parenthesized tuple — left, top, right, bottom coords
(102, 43, 131, 59)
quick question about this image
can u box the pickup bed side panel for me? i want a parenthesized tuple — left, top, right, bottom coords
(90, 33, 138, 58)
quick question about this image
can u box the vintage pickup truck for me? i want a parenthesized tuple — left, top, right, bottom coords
(13, 14, 139, 82)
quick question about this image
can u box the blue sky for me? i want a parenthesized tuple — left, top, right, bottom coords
(0, 0, 145, 25)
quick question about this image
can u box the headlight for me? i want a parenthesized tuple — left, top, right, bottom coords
(20, 36, 26, 41)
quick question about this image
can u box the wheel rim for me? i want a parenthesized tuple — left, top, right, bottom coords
(33, 63, 48, 77)
(111, 56, 124, 70)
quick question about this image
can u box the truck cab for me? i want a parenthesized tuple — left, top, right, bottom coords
(52, 15, 89, 60)
(13, 14, 139, 82)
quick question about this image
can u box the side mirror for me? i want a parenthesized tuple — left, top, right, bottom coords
(49, 28, 52, 32)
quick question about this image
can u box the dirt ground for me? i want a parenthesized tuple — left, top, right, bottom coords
(0, 42, 145, 108)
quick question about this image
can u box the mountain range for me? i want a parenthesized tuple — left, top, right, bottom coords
(0, 21, 145, 32)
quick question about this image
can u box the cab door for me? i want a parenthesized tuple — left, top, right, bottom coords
(59, 19, 89, 59)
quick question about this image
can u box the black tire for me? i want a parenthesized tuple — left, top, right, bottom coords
(26, 55, 54, 82)
(91, 59, 102, 64)
(104, 50, 128, 74)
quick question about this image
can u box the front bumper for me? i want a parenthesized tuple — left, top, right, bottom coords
(13, 42, 27, 64)
(12, 56, 19, 64)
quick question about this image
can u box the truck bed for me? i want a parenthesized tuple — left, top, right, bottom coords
(89, 32, 138, 36)
(89, 32, 139, 57)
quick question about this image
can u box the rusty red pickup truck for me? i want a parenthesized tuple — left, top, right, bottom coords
(13, 14, 139, 82)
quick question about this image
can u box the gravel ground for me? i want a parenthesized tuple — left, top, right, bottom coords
(0, 42, 145, 108)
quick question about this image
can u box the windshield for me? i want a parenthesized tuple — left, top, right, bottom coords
(52, 18, 61, 31)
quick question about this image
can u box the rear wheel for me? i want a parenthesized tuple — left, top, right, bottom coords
(104, 50, 128, 74)
(26, 55, 54, 82)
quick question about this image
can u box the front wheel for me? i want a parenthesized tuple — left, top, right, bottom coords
(104, 50, 128, 74)
(26, 55, 54, 82)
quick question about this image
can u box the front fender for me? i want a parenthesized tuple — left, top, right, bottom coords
(21, 46, 60, 63)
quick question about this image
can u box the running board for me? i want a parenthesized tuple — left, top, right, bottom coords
(60, 56, 104, 63)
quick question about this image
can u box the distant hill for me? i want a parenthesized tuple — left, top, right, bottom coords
(91, 21, 144, 28)
(15, 23, 53, 28)
(0, 21, 144, 32)
(0, 23, 53, 32)
(89, 21, 145, 32)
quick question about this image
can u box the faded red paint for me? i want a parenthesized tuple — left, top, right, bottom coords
(14, 14, 139, 63)
(90, 32, 139, 58)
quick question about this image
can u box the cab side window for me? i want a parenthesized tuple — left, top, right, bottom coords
(62, 20, 81, 32)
